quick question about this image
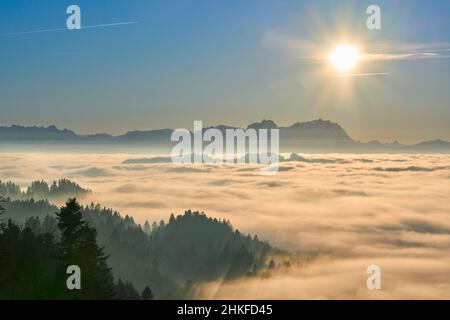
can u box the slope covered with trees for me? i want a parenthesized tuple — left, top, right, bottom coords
(0, 198, 151, 299)
(0, 179, 90, 201)
(0, 187, 286, 299)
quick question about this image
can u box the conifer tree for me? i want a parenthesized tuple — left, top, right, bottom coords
(56, 198, 116, 299)
(141, 286, 154, 300)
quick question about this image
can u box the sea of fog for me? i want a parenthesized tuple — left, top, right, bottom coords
(1, 151, 450, 299)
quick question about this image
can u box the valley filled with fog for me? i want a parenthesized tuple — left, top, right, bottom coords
(1, 151, 450, 299)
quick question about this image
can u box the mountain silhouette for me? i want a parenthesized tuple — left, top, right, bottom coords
(0, 120, 449, 153)
(247, 119, 278, 130)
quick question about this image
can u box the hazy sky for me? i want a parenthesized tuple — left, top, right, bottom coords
(1, 0, 449, 143)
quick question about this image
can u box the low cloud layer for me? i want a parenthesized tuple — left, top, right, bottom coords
(1, 151, 449, 299)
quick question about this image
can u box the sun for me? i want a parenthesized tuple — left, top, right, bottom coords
(330, 45, 361, 72)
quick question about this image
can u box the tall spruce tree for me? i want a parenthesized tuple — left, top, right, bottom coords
(56, 198, 116, 299)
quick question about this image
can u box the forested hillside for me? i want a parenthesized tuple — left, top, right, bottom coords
(0, 179, 90, 200)
(0, 183, 287, 299)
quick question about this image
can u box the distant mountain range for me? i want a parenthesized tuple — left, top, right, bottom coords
(1, 120, 449, 153)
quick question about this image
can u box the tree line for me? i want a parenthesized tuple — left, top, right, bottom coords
(1, 181, 289, 299)
(0, 179, 90, 201)
(0, 197, 153, 300)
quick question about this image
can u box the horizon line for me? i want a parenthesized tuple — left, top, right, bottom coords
(0, 120, 448, 146)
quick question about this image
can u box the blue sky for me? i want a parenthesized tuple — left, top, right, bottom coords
(0, 0, 449, 143)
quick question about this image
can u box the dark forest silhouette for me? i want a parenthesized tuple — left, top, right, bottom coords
(0, 182, 287, 299)
(0, 179, 90, 201)
(0, 197, 154, 299)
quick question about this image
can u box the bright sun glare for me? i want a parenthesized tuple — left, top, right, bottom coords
(330, 45, 361, 72)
